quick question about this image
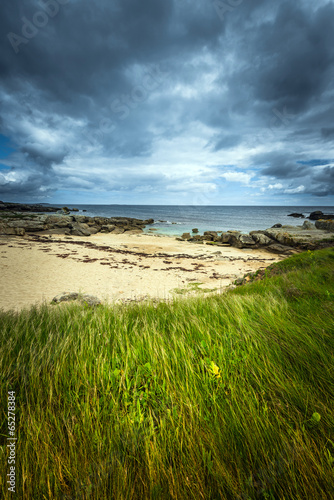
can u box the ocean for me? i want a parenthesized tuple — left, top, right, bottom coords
(63, 205, 334, 236)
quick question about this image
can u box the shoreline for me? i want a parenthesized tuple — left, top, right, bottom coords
(0, 231, 281, 311)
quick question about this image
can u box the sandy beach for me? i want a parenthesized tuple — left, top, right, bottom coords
(0, 232, 282, 311)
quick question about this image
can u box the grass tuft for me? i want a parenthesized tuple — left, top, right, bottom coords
(1, 248, 334, 499)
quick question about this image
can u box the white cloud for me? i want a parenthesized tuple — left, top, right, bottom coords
(284, 185, 305, 194)
(220, 171, 253, 185)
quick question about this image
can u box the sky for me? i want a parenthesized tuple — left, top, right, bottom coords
(0, 0, 334, 206)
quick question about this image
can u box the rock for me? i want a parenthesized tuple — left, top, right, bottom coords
(0, 224, 25, 236)
(112, 227, 125, 234)
(8, 220, 46, 232)
(181, 232, 191, 240)
(315, 220, 334, 232)
(238, 234, 256, 247)
(266, 243, 295, 255)
(228, 233, 255, 248)
(288, 213, 304, 218)
(0, 202, 59, 213)
(72, 215, 89, 223)
(309, 211, 324, 220)
(45, 215, 72, 227)
(220, 232, 233, 244)
(70, 222, 92, 236)
(251, 232, 274, 246)
(202, 234, 213, 241)
(71, 208, 79, 212)
(100, 225, 116, 233)
(203, 231, 220, 241)
(271, 223, 282, 228)
(302, 220, 315, 230)
(192, 228, 199, 233)
(51, 293, 101, 306)
(144, 218, 154, 225)
(83, 210, 87, 212)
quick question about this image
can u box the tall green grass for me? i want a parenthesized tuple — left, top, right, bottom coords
(1, 248, 334, 499)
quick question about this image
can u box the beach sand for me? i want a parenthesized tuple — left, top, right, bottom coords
(0, 232, 282, 311)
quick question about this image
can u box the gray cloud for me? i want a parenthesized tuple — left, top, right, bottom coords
(0, 0, 334, 203)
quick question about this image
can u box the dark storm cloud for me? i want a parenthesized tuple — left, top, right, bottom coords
(0, 0, 334, 201)
(253, 151, 311, 178)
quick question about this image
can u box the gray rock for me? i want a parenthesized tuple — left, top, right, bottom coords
(271, 223, 282, 228)
(302, 220, 315, 230)
(181, 232, 191, 240)
(315, 220, 334, 232)
(288, 213, 304, 218)
(251, 232, 274, 246)
(228, 233, 255, 248)
(266, 243, 295, 255)
(45, 215, 72, 227)
(51, 293, 101, 306)
(0, 224, 25, 236)
(309, 210, 324, 220)
(100, 225, 116, 233)
(8, 220, 46, 232)
(70, 222, 92, 236)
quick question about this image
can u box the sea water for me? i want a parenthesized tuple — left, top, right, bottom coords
(59, 205, 334, 236)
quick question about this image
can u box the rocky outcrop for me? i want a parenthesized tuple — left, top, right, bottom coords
(177, 222, 334, 254)
(0, 201, 60, 212)
(315, 219, 334, 232)
(309, 210, 334, 220)
(288, 213, 304, 218)
(0, 212, 154, 237)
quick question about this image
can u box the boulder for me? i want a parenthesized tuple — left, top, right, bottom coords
(250, 231, 274, 246)
(8, 220, 46, 232)
(72, 215, 89, 223)
(238, 234, 256, 247)
(71, 208, 79, 212)
(227, 233, 255, 248)
(302, 220, 315, 230)
(70, 222, 92, 236)
(220, 232, 233, 244)
(203, 231, 220, 241)
(315, 220, 334, 232)
(51, 293, 101, 306)
(100, 225, 116, 233)
(266, 243, 295, 255)
(307, 211, 334, 221)
(309, 211, 324, 220)
(45, 215, 72, 227)
(288, 213, 304, 218)
(112, 227, 125, 234)
(0, 224, 25, 236)
(271, 223, 282, 228)
(181, 232, 191, 240)
(192, 228, 199, 233)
